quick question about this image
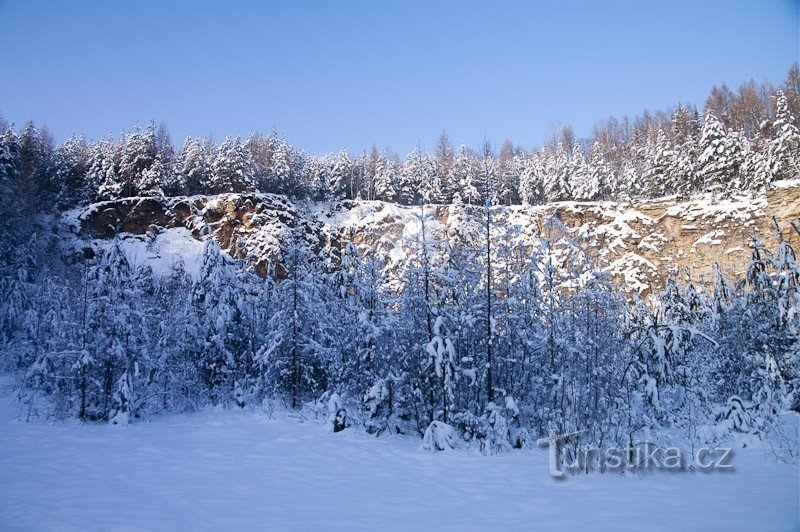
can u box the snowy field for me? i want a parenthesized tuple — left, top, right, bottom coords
(0, 394, 797, 531)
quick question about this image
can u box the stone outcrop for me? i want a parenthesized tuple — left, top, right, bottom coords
(67, 182, 800, 294)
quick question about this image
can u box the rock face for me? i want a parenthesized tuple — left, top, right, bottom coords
(67, 182, 800, 295)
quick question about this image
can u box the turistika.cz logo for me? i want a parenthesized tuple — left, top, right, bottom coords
(537, 430, 734, 478)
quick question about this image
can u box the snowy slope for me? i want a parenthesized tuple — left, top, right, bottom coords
(0, 388, 797, 531)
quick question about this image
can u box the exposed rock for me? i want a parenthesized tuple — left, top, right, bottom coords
(67, 182, 800, 295)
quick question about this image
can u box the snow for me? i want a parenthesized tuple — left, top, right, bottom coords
(774, 178, 800, 190)
(422, 420, 457, 451)
(664, 193, 767, 223)
(605, 252, 658, 293)
(637, 232, 668, 253)
(693, 230, 724, 251)
(0, 389, 796, 531)
(103, 228, 205, 280)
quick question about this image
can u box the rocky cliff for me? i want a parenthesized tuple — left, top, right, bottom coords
(63, 181, 800, 295)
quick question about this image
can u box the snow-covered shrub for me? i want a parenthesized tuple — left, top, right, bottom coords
(714, 396, 755, 437)
(481, 402, 512, 454)
(109, 370, 135, 425)
(452, 411, 483, 444)
(422, 421, 456, 451)
(233, 380, 246, 409)
(364, 379, 402, 435)
(363, 378, 407, 435)
(363, 380, 388, 434)
(504, 396, 529, 449)
(304, 391, 330, 421)
(327, 392, 349, 433)
(451, 401, 524, 454)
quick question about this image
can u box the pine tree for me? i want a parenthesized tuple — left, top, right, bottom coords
(257, 220, 328, 408)
(52, 135, 89, 205)
(190, 239, 245, 404)
(155, 138, 183, 196)
(180, 137, 213, 195)
(119, 122, 157, 197)
(211, 136, 254, 193)
(542, 143, 570, 202)
(329, 149, 352, 199)
(495, 140, 519, 206)
(699, 110, 743, 193)
(588, 141, 613, 200)
(137, 152, 167, 197)
(453, 144, 479, 206)
(768, 90, 800, 182)
(0, 126, 19, 187)
(399, 147, 424, 205)
(518, 153, 544, 205)
(87, 137, 121, 201)
(373, 151, 397, 202)
(670, 105, 701, 196)
(433, 132, 455, 203)
(270, 139, 294, 195)
(640, 130, 674, 197)
(569, 141, 596, 200)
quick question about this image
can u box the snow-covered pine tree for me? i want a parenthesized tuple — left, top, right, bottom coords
(87, 137, 123, 201)
(257, 220, 328, 408)
(211, 136, 254, 194)
(179, 137, 212, 195)
(270, 138, 295, 195)
(154, 138, 183, 196)
(0, 126, 19, 187)
(569, 141, 595, 200)
(190, 239, 245, 404)
(518, 153, 545, 205)
(640, 130, 674, 198)
(119, 122, 157, 197)
(52, 135, 89, 205)
(373, 151, 398, 202)
(398, 147, 424, 205)
(670, 105, 701, 196)
(329, 149, 352, 200)
(149, 260, 198, 412)
(495, 140, 519, 206)
(698, 110, 743, 193)
(433, 131, 455, 203)
(587, 141, 612, 200)
(453, 144, 479, 206)
(306, 154, 331, 201)
(767, 90, 800, 182)
(137, 152, 167, 197)
(542, 143, 570, 202)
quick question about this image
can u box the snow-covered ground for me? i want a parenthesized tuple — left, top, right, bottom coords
(0, 392, 797, 531)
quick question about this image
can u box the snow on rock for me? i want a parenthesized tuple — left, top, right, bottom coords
(692, 230, 725, 253)
(605, 252, 659, 294)
(65, 183, 800, 295)
(63, 227, 206, 280)
(663, 192, 767, 223)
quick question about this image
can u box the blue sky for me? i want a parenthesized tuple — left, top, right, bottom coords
(0, 0, 797, 154)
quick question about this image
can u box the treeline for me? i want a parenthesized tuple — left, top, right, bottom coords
(0, 66, 798, 220)
(0, 214, 797, 455)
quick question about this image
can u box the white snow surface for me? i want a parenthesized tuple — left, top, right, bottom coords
(75, 228, 206, 280)
(0, 390, 797, 531)
(117, 228, 205, 279)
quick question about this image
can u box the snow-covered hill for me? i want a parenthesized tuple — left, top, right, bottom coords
(63, 181, 800, 295)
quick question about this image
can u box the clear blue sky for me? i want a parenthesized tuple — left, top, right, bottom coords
(0, 0, 797, 155)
